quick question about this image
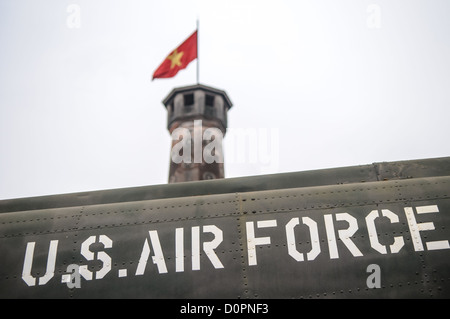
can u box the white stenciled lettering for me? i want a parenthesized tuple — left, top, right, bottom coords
(366, 209, 405, 254)
(324, 214, 339, 259)
(405, 205, 450, 251)
(192, 225, 225, 271)
(79, 235, 113, 280)
(17, 203, 449, 291)
(202, 225, 224, 269)
(285, 217, 321, 261)
(136, 225, 224, 274)
(192, 226, 201, 270)
(136, 231, 168, 275)
(96, 235, 113, 279)
(22, 240, 58, 286)
(335, 213, 363, 257)
(246, 220, 277, 266)
(175, 228, 184, 272)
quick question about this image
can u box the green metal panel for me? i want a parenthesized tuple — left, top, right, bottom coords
(0, 157, 449, 298)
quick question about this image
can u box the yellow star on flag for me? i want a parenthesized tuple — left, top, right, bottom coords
(167, 49, 184, 69)
(152, 30, 197, 80)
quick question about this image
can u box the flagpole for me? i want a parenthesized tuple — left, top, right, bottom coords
(196, 19, 199, 85)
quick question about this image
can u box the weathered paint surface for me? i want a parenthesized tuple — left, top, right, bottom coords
(0, 157, 449, 298)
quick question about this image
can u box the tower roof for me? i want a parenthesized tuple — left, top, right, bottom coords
(162, 83, 233, 110)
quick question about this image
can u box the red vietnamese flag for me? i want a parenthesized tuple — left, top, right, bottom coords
(152, 30, 197, 80)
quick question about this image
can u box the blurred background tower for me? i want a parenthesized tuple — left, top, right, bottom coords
(163, 84, 233, 183)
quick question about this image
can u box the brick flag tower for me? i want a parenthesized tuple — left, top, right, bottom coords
(163, 84, 233, 183)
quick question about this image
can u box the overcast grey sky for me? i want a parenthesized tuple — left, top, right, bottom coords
(1, 0, 449, 200)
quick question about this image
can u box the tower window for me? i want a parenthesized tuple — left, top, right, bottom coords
(205, 94, 215, 107)
(184, 93, 194, 106)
